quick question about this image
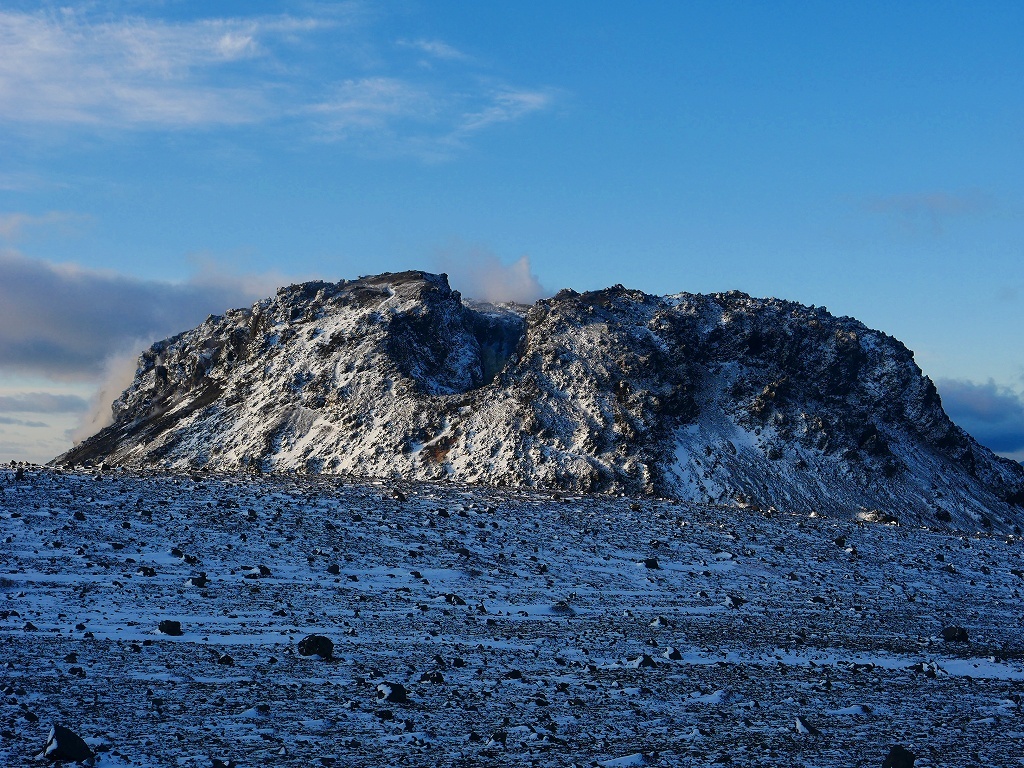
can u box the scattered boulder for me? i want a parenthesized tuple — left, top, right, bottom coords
(882, 745, 915, 768)
(37, 724, 94, 764)
(794, 715, 822, 736)
(940, 626, 969, 643)
(297, 634, 334, 659)
(642, 557, 661, 569)
(158, 620, 183, 636)
(376, 682, 408, 704)
(549, 600, 575, 615)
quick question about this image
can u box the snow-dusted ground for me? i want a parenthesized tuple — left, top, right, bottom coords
(2, 466, 1023, 766)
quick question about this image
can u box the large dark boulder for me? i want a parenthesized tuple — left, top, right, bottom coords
(940, 626, 969, 642)
(37, 724, 94, 764)
(882, 744, 915, 768)
(376, 682, 409, 704)
(158, 619, 183, 636)
(297, 634, 334, 659)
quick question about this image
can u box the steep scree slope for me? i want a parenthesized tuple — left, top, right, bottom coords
(56, 271, 1024, 530)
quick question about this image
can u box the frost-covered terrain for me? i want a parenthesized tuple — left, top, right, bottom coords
(3, 466, 1023, 766)
(57, 271, 1024, 532)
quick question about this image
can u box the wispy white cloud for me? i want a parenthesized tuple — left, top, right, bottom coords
(310, 76, 438, 135)
(398, 38, 471, 62)
(863, 190, 994, 235)
(0, 7, 556, 157)
(0, 8, 322, 127)
(0, 415, 48, 428)
(0, 211, 90, 240)
(311, 79, 556, 160)
(0, 392, 88, 413)
(455, 87, 554, 136)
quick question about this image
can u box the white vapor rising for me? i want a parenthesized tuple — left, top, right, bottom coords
(67, 347, 143, 445)
(0, 251, 292, 456)
(433, 246, 548, 304)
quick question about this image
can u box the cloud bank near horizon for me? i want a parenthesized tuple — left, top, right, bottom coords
(937, 378, 1024, 461)
(0, 250, 275, 380)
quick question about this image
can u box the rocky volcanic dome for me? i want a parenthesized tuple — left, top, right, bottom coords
(58, 271, 1024, 530)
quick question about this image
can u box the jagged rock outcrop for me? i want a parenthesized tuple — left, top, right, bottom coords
(56, 270, 1024, 530)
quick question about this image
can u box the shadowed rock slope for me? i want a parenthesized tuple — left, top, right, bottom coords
(57, 270, 1024, 530)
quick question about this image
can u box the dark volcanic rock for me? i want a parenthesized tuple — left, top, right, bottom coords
(297, 634, 334, 659)
(158, 619, 183, 636)
(55, 271, 1024, 531)
(37, 724, 94, 764)
(882, 744, 916, 768)
(376, 682, 409, 704)
(940, 626, 969, 643)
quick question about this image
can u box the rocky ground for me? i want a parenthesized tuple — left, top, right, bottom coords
(1, 466, 1023, 767)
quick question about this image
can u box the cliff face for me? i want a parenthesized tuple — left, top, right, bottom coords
(57, 270, 1024, 530)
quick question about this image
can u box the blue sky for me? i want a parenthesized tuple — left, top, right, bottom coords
(0, 0, 1022, 463)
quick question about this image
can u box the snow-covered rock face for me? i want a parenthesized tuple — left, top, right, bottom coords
(57, 271, 1024, 530)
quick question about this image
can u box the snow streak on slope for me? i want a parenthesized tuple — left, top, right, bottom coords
(2, 466, 1024, 766)
(57, 271, 1024, 531)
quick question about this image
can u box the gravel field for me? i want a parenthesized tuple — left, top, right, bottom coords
(2, 467, 1023, 766)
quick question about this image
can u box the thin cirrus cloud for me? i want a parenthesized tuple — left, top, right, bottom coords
(397, 38, 472, 62)
(862, 190, 994, 235)
(0, 415, 49, 428)
(309, 77, 555, 158)
(936, 378, 1024, 458)
(0, 7, 555, 155)
(0, 211, 90, 240)
(0, 392, 88, 414)
(0, 8, 315, 127)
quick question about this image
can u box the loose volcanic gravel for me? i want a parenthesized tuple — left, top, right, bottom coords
(1, 466, 1023, 767)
